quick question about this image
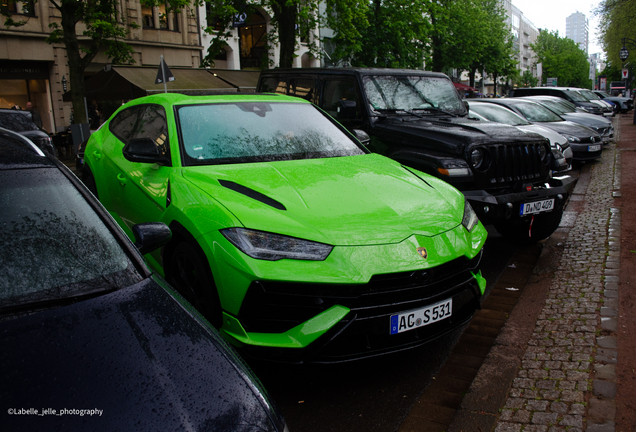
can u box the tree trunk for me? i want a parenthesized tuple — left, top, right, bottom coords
(492, 73, 498, 96)
(469, 68, 476, 88)
(58, 1, 98, 125)
(271, 0, 297, 68)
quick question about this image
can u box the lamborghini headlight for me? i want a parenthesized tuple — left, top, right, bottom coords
(221, 228, 333, 261)
(462, 201, 479, 232)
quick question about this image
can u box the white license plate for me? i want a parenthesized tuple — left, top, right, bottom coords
(520, 198, 554, 216)
(390, 299, 452, 334)
(588, 144, 602, 152)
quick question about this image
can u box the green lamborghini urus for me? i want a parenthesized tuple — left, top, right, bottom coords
(83, 93, 487, 363)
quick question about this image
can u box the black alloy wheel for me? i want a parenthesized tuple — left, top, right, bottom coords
(168, 242, 222, 328)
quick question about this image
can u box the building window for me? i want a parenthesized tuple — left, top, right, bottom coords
(142, 5, 154, 28)
(157, 3, 177, 31)
(205, 4, 224, 31)
(1, 0, 35, 16)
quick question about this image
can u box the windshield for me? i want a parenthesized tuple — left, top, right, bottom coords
(580, 90, 600, 100)
(362, 75, 466, 115)
(564, 90, 587, 102)
(535, 99, 569, 115)
(514, 101, 564, 122)
(468, 103, 530, 126)
(177, 102, 365, 166)
(0, 169, 143, 311)
(597, 91, 611, 98)
(0, 112, 39, 133)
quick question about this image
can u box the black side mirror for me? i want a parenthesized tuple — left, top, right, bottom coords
(352, 129, 370, 145)
(463, 100, 469, 111)
(337, 100, 357, 119)
(123, 138, 167, 164)
(132, 222, 172, 255)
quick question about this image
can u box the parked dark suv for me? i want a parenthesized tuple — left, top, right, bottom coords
(258, 68, 576, 243)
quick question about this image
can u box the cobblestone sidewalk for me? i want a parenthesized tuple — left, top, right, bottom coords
(495, 139, 621, 431)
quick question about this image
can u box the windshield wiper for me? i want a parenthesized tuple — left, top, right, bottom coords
(0, 286, 120, 317)
(410, 107, 458, 117)
(374, 108, 425, 118)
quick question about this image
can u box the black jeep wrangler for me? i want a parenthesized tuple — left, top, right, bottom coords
(258, 68, 576, 243)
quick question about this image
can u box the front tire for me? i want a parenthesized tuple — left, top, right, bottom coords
(167, 242, 222, 328)
(494, 206, 564, 244)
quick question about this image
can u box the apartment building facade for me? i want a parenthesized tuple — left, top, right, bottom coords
(0, 0, 203, 134)
(566, 11, 589, 54)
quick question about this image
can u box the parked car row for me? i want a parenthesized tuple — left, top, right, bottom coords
(468, 97, 605, 162)
(509, 86, 617, 117)
(5, 68, 610, 431)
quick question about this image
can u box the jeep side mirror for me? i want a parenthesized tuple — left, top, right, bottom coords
(337, 100, 357, 119)
(123, 138, 167, 164)
(352, 129, 370, 145)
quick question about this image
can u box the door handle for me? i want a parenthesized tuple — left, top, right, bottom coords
(93, 150, 102, 160)
(117, 174, 127, 186)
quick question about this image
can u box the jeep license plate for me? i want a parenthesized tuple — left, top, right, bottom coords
(390, 299, 452, 335)
(520, 199, 554, 216)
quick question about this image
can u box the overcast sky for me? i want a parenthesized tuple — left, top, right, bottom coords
(511, 0, 604, 57)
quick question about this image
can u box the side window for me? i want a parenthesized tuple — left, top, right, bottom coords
(321, 79, 362, 119)
(131, 104, 171, 164)
(109, 107, 142, 144)
(260, 77, 286, 94)
(289, 78, 317, 103)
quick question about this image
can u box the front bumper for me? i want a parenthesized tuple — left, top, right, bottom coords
(210, 224, 487, 363)
(464, 175, 577, 222)
(232, 251, 485, 363)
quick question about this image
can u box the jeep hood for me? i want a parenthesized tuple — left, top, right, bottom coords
(372, 115, 546, 153)
(181, 154, 464, 246)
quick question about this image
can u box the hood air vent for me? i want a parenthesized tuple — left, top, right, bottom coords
(219, 180, 286, 211)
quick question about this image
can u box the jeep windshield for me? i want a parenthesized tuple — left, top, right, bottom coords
(177, 102, 365, 166)
(362, 75, 466, 116)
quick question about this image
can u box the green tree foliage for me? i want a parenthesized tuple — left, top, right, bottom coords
(531, 30, 592, 88)
(518, 69, 539, 87)
(426, 0, 516, 91)
(203, 0, 368, 69)
(349, 0, 428, 68)
(595, 0, 636, 66)
(428, 0, 485, 73)
(1, 0, 190, 124)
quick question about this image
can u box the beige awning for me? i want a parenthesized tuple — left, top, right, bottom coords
(63, 66, 237, 101)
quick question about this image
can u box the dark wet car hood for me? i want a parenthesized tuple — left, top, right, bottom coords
(559, 113, 612, 129)
(372, 114, 546, 154)
(0, 277, 283, 431)
(533, 120, 600, 139)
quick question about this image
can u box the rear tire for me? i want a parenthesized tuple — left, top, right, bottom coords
(494, 206, 564, 244)
(167, 241, 222, 328)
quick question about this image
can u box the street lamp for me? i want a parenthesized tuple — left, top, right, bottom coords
(618, 38, 636, 125)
